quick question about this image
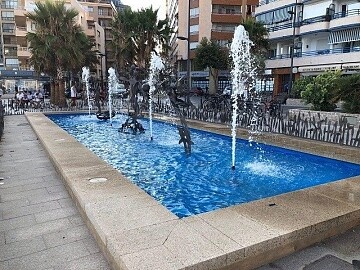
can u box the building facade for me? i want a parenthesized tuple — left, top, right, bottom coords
(168, 0, 258, 91)
(256, 0, 360, 95)
(0, 0, 127, 90)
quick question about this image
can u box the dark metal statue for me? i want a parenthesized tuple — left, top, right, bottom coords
(118, 64, 146, 135)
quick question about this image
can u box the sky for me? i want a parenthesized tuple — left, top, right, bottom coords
(121, 0, 166, 19)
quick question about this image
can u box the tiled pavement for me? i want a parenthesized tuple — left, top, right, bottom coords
(0, 115, 110, 270)
(1, 114, 360, 270)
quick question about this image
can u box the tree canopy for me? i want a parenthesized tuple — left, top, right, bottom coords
(26, 0, 97, 106)
(194, 37, 229, 94)
(111, 7, 172, 75)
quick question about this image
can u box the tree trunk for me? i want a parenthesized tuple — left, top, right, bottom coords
(58, 80, 66, 108)
(50, 80, 56, 105)
(208, 67, 219, 95)
(54, 81, 59, 106)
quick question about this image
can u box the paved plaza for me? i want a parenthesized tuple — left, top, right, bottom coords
(1, 114, 360, 269)
(0, 115, 110, 270)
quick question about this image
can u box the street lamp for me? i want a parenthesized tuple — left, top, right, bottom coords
(97, 52, 106, 89)
(288, 6, 297, 95)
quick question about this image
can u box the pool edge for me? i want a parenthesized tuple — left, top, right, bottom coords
(25, 112, 360, 270)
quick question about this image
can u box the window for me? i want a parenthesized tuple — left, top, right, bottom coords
(212, 5, 241, 15)
(190, 24, 199, 34)
(2, 23, 14, 33)
(31, 22, 36, 31)
(3, 0, 18, 9)
(98, 8, 104, 16)
(88, 6, 94, 12)
(212, 23, 237, 32)
(190, 42, 199, 50)
(1, 11, 14, 20)
(217, 40, 231, 47)
(190, 8, 199, 17)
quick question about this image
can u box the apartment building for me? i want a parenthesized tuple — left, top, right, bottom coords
(0, 0, 126, 90)
(256, 0, 360, 95)
(168, 0, 258, 90)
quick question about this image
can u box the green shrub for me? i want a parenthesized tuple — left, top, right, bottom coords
(300, 70, 341, 111)
(291, 76, 313, 98)
(335, 74, 360, 113)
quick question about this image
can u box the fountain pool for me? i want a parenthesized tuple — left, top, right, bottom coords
(47, 113, 360, 218)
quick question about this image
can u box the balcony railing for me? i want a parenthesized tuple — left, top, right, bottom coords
(269, 47, 360, 60)
(1, 17, 15, 21)
(1, 4, 16, 8)
(212, 9, 241, 15)
(2, 29, 15, 33)
(333, 9, 360, 19)
(266, 22, 293, 32)
(264, 9, 360, 32)
(302, 15, 330, 25)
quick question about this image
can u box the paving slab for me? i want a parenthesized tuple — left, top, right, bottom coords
(2, 113, 360, 269)
(0, 115, 110, 269)
(25, 112, 360, 269)
(303, 255, 353, 270)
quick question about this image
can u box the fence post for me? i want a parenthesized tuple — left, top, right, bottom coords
(0, 100, 4, 140)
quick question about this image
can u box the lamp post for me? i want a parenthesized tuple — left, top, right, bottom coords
(177, 0, 191, 103)
(97, 52, 106, 89)
(288, 6, 297, 95)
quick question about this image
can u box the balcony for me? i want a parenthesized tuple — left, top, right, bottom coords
(211, 30, 235, 40)
(85, 26, 95, 37)
(266, 47, 360, 69)
(14, 7, 26, 27)
(256, 0, 300, 14)
(17, 46, 31, 58)
(268, 25, 297, 40)
(300, 21, 329, 35)
(2, 29, 15, 35)
(15, 26, 27, 37)
(330, 9, 360, 30)
(212, 0, 243, 5)
(211, 13, 242, 24)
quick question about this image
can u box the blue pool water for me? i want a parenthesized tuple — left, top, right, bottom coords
(48, 114, 360, 218)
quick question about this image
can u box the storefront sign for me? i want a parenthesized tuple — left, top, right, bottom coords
(298, 65, 341, 72)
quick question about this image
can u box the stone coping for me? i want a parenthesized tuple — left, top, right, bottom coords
(25, 112, 360, 270)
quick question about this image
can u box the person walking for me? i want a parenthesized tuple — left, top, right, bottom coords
(70, 83, 77, 108)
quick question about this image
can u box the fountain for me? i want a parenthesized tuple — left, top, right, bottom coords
(230, 25, 256, 169)
(148, 52, 165, 140)
(48, 113, 360, 218)
(101, 67, 117, 123)
(82, 67, 91, 116)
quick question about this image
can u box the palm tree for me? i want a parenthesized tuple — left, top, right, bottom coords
(26, 1, 97, 107)
(111, 8, 136, 72)
(111, 7, 172, 73)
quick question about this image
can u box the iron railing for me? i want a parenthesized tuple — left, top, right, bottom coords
(269, 46, 360, 60)
(1, 97, 359, 148)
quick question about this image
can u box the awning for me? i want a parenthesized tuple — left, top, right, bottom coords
(328, 28, 360, 44)
(298, 64, 342, 72)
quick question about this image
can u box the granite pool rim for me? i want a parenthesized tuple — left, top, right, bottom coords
(26, 111, 360, 270)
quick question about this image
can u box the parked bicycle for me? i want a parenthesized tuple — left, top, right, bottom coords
(202, 94, 231, 112)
